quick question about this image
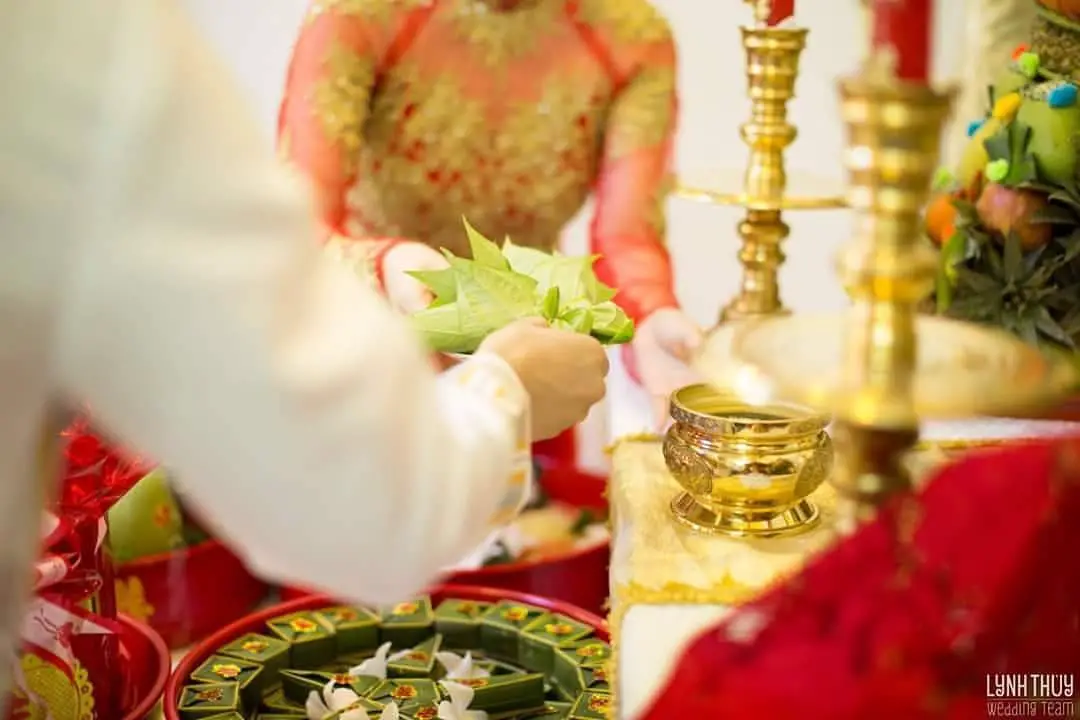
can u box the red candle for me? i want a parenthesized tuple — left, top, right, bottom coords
(870, 0, 932, 83)
(768, 0, 795, 25)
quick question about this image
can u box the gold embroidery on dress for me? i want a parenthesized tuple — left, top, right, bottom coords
(347, 62, 610, 254)
(574, 0, 671, 45)
(644, 171, 673, 240)
(604, 64, 675, 160)
(446, 0, 564, 66)
(313, 42, 377, 176)
(307, 0, 429, 25)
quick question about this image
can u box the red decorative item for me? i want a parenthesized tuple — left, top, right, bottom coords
(869, 0, 932, 83)
(117, 616, 171, 720)
(768, 0, 795, 26)
(282, 466, 610, 616)
(640, 438, 1080, 720)
(9, 419, 156, 719)
(533, 431, 578, 470)
(114, 539, 269, 649)
(165, 584, 608, 720)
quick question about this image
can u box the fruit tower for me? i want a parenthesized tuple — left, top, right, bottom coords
(931, 0, 1080, 352)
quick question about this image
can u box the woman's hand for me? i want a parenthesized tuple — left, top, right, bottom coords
(631, 308, 704, 428)
(381, 240, 449, 314)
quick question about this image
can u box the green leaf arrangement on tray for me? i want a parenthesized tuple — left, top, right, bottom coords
(175, 595, 612, 719)
(928, 40, 1080, 369)
(409, 219, 634, 354)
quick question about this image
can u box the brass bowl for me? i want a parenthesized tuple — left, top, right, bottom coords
(662, 384, 833, 538)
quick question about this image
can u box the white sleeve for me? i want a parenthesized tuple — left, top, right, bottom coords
(52, 0, 529, 605)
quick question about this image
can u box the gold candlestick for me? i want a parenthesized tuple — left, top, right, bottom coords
(829, 75, 953, 525)
(720, 25, 806, 321)
(675, 1, 844, 326)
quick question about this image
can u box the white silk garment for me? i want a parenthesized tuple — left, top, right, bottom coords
(0, 0, 529, 700)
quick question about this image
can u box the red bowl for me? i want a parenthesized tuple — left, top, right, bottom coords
(281, 467, 610, 616)
(165, 584, 608, 720)
(119, 614, 171, 720)
(115, 539, 268, 649)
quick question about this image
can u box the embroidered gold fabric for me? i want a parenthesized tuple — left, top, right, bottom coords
(603, 64, 675, 160)
(313, 43, 377, 177)
(574, 0, 672, 45)
(307, 0, 429, 25)
(447, 0, 564, 66)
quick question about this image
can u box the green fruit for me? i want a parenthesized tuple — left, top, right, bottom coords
(1016, 92, 1080, 184)
(958, 117, 1002, 190)
(106, 468, 186, 563)
(992, 69, 1031, 106)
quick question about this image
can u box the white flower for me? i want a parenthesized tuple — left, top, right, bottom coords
(379, 703, 402, 720)
(306, 681, 363, 720)
(435, 651, 490, 681)
(437, 681, 489, 720)
(348, 642, 411, 680)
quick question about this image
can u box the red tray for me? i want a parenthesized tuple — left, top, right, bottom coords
(115, 539, 268, 649)
(119, 615, 171, 720)
(165, 584, 608, 720)
(281, 467, 610, 616)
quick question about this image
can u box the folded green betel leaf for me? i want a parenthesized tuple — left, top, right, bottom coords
(409, 218, 635, 353)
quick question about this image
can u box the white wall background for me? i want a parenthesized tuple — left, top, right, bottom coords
(181, 0, 969, 326)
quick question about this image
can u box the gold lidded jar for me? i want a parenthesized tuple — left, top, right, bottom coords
(662, 384, 833, 538)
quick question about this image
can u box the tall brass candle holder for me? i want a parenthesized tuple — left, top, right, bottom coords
(676, 0, 844, 323)
(828, 76, 953, 526)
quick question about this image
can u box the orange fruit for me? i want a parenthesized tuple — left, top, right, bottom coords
(925, 193, 958, 247)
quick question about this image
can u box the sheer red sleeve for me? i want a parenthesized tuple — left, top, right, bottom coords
(278, 6, 379, 236)
(590, 34, 680, 325)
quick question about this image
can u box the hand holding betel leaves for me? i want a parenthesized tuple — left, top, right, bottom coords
(409, 219, 635, 354)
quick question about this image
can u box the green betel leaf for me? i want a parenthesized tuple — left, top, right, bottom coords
(540, 286, 560, 321)
(502, 240, 552, 276)
(411, 258, 538, 353)
(462, 217, 509, 270)
(584, 275, 617, 304)
(407, 269, 458, 305)
(453, 262, 538, 324)
(411, 304, 490, 353)
(529, 256, 594, 306)
(589, 302, 634, 344)
(558, 306, 595, 335)
(411, 224, 636, 352)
